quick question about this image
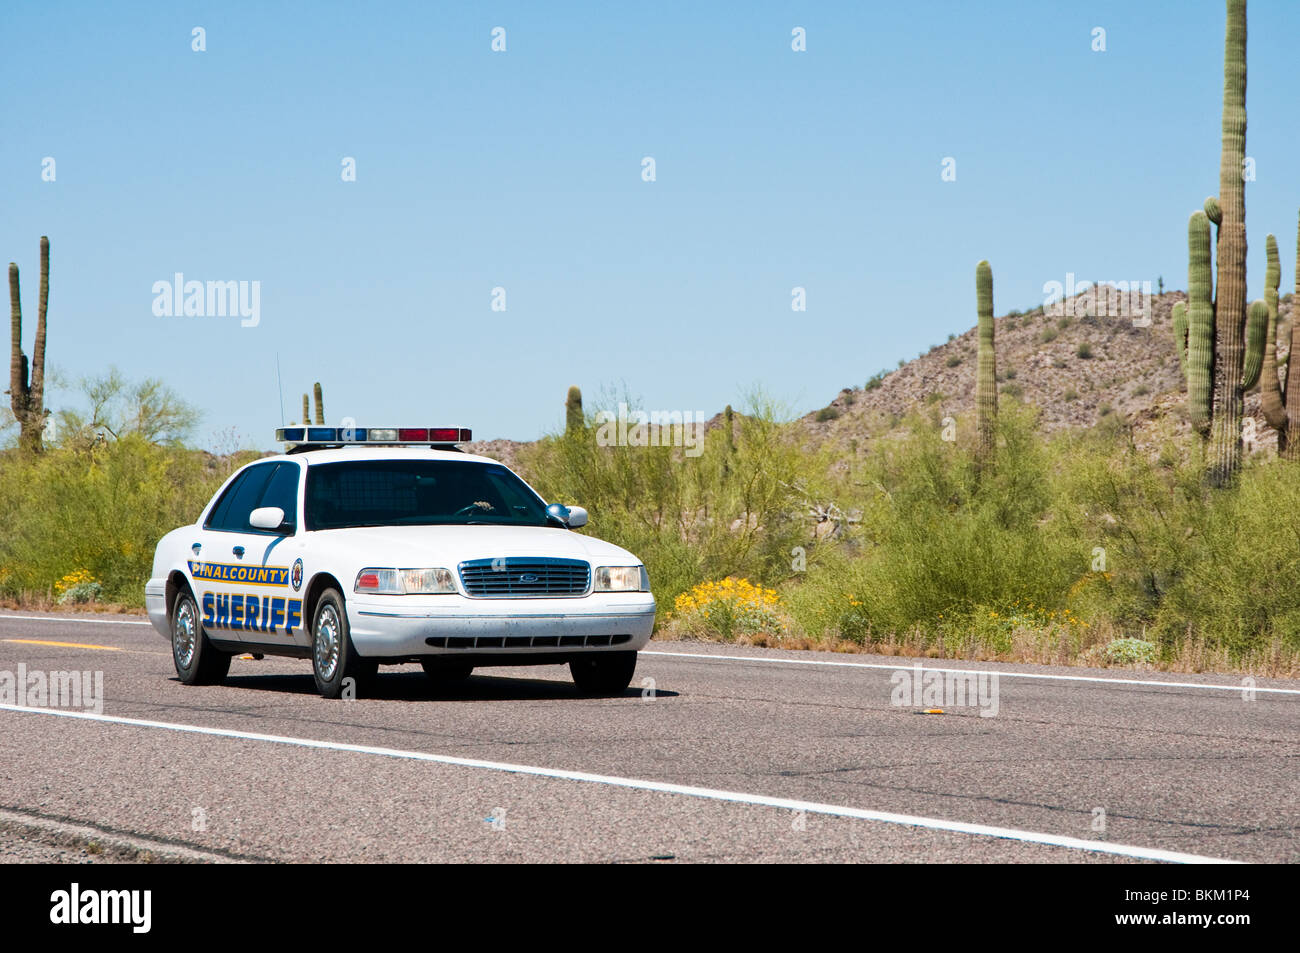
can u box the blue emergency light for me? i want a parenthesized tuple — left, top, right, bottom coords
(276, 427, 472, 445)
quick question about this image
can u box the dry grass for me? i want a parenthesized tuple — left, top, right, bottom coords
(0, 590, 146, 616)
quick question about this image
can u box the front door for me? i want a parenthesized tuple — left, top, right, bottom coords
(192, 461, 304, 645)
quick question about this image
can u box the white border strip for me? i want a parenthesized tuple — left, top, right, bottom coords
(0, 703, 1237, 864)
(644, 650, 1300, 696)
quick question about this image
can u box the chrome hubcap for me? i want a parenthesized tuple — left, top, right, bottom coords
(314, 605, 341, 681)
(174, 599, 197, 668)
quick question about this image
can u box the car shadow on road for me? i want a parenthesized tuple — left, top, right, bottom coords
(218, 670, 680, 703)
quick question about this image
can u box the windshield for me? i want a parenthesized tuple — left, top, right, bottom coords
(304, 459, 551, 530)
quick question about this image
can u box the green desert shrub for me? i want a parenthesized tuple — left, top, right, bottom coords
(784, 404, 1081, 642)
(1100, 637, 1157, 666)
(515, 394, 811, 623)
(0, 435, 235, 604)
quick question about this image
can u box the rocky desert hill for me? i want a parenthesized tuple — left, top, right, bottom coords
(798, 287, 1295, 462)
(463, 436, 527, 470)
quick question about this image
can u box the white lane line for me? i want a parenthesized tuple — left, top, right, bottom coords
(0, 703, 1237, 864)
(0, 614, 150, 626)
(644, 650, 1300, 696)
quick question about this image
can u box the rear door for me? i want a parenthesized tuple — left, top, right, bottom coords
(193, 461, 304, 644)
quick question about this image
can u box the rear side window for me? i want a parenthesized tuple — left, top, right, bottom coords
(206, 463, 277, 532)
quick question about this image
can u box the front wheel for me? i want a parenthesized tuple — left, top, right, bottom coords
(172, 588, 230, 685)
(311, 589, 376, 698)
(569, 651, 637, 696)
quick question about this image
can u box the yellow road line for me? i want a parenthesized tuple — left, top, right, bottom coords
(2, 638, 123, 652)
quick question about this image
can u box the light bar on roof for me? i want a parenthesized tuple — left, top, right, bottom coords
(275, 427, 472, 444)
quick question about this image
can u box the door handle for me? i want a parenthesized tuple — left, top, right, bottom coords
(232, 546, 245, 558)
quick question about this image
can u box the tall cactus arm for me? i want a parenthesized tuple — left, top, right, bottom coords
(313, 382, 324, 425)
(1259, 234, 1287, 429)
(301, 394, 309, 425)
(1186, 211, 1216, 436)
(1242, 300, 1268, 390)
(1173, 302, 1190, 378)
(8, 263, 25, 416)
(30, 237, 48, 413)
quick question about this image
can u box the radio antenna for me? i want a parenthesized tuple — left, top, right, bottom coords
(275, 352, 285, 426)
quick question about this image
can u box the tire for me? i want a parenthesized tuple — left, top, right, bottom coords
(569, 651, 637, 696)
(311, 589, 376, 699)
(420, 659, 473, 687)
(171, 587, 231, 685)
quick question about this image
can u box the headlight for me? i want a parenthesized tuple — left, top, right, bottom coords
(355, 567, 456, 594)
(594, 565, 649, 592)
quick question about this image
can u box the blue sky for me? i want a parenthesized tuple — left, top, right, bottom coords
(4, 0, 1299, 450)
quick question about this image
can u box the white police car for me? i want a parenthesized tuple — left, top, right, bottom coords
(144, 426, 655, 698)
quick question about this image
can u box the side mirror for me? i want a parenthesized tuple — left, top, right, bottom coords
(546, 503, 588, 529)
(250, 506, 289, 533)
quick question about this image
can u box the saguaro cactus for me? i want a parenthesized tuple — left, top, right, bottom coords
(565, 385, 583, 435)
(1258, 220, 1300, 456)
(722, 403, 736, 476)
(975, 260, 997, 463)
(1210, 0, 1250, 484)
(313, 382, 324, 425)
(301, 394, 310, 425)
(1170, 0, 1262, 484)
(7, 236, 50, 453)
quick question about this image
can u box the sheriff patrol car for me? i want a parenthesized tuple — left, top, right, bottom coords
(144, 426, 655, 698)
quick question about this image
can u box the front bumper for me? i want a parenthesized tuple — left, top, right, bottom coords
(346, 592, 656, 658)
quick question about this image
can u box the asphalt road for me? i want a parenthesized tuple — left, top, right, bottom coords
(0, 609, 1296, 863)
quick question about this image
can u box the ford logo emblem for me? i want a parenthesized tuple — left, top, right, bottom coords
(518, 573, 539, 584)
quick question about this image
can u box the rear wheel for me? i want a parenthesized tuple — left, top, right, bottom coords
(570, 651, 637, 696)
(420, 659, 473, 687)
(311, 589, 376, 698)
(171, 588, 230, 685)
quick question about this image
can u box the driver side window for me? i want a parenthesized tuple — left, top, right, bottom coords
(258, 463, 300, 531)
(205, 463, 276, 533)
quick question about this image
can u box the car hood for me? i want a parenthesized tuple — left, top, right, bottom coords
(304, 524, 641, 566)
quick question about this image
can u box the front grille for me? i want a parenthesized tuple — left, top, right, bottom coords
(458, 557, 591, 598)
